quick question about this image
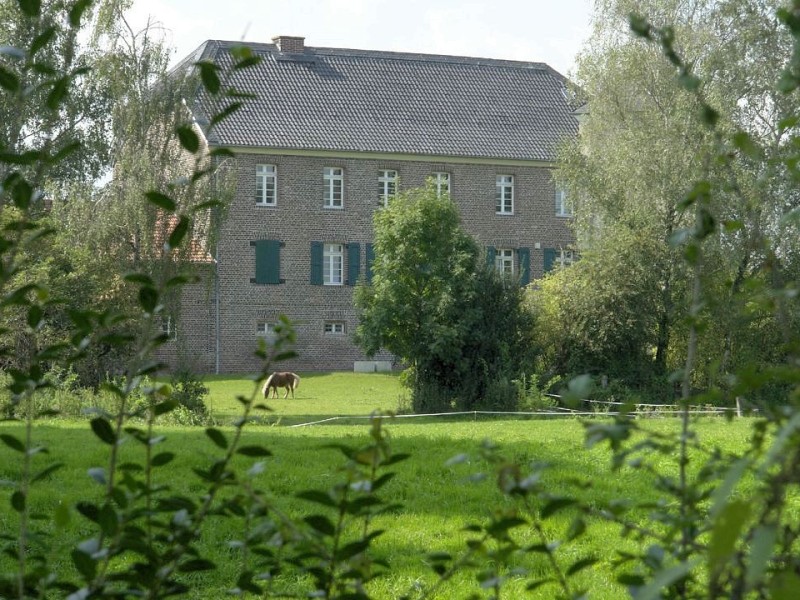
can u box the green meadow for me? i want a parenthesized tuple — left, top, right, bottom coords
(204, 372, 405, 422)
(0, 373, 759, 599)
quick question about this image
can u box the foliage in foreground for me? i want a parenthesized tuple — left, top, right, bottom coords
(0, 0, 799, 599)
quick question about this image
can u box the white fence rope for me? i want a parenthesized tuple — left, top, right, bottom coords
(285, 401, 739, 428)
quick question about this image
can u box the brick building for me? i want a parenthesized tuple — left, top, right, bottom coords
(165, 36, 579, 373)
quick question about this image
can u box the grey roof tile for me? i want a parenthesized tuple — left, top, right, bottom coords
(185, 40, 578, 162)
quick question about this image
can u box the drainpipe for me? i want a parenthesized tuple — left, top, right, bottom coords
(214, 243, 220, 374)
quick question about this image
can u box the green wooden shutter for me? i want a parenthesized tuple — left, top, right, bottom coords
(518, 247, 530, 285)
(543, 248, 557, 273)
(366, 243, 376, 283)
(347, 242, 361, 285)
(486, 246, 496, 269)
(310, 241, 323, 285)
(252, 240, 281, 284)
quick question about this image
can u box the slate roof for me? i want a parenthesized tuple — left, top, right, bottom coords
(180, 40, 578, 162)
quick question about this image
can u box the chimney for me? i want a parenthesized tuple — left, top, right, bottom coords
(272, 35, 305, 54)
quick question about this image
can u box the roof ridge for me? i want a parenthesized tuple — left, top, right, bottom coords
(203, 39, 555, 73)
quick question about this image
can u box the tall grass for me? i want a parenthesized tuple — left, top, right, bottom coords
(0, 415, 756, 599)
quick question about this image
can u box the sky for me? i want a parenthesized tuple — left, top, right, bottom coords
(124, 0, 594, 77)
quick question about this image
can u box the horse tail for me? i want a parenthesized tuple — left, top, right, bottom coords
(292, 373, 300, 391)
(262, 373, 275, 397)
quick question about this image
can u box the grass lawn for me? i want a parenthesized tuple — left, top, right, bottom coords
(204, 372, 405, 422)
(0, 373, 761, 598)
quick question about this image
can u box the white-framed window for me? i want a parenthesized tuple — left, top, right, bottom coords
(323, 243, 344, 285)
(496, 175, 514, 214)
(556, 187, 572, 217)
(495, 248, 515, 276)
(432, 172, 450, 197)
(378, 169, 398, 206)
(323, 167, 343, 208)
(324, 321, 346, 335)
(255, 164, 277, 206)
(256, 322, 277, 336)
(559, 248, 576, 268)
(160, 316, 177, 341)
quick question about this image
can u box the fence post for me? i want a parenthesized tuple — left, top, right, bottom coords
(735, 396, 743, 418)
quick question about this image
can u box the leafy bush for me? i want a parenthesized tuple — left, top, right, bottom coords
(167, 370, 211, 424)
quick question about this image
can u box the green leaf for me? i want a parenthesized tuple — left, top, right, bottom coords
(11, 177, 33, 209)
(31, 462, 63, 483)
(296, 490, 337, 508)
(54, 501, 71, 528)
(176, 125, 200, 153)
(167, 216, 189, 249)
(701, 105, 719, 127)
(631, 560, 697, 600)
(526, 578, 556, 591)
(46, 77, 70, 110)
(0, 66, 20, 92)
(98, 503, 118, 536)
(29, 27, 55, 56)
(746, 524, 777, 590)
(151, 452, 175, 467)
(709, 499, 751, 574)
(304, 514, 336, 536)
(567, 516, 586, 541)
(17, 0, 41, 18)
(52, 140, 81, 163)
(769, 570, 800, 600)
(236, 445, 272, 457)
(628, 14, 651, 38)
(204, 427, 228, 449)
(709, 457, 751, 519)
(0, 433, 25, 453)
(541, 497, 577, 519)
(72, 546, 97, 580)
(90, 417, 117, 445)
(138, 285, 158, 313)
(69, 0, 93, 26)
(153, 398, 178, 416)
(11, 490, 25, 513)
(733, 131, 761, 159)
(567, 557, 598, 576)
(196, 61, 221, 94)
(145, 191, 176, 211)
(210, 101, 242, 127)
(230, 45, 261, 69)
(26, 305, 43, 329)
(178, 558, 216, 572)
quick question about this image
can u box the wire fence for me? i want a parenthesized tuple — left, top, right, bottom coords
(286, 395, 745, 428)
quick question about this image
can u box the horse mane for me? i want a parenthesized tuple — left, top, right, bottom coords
(262, 373, 275, 396)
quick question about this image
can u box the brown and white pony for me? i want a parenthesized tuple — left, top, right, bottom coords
(262, 372, 300, 399)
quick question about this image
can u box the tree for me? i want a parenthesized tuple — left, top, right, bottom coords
(0, 0, 117, 185)
(529, 227, 667, 393)
(355, 185, 534, 411)
(546, 0, 800, 400)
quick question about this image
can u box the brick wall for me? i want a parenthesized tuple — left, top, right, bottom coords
(169, 152, 574, 373)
